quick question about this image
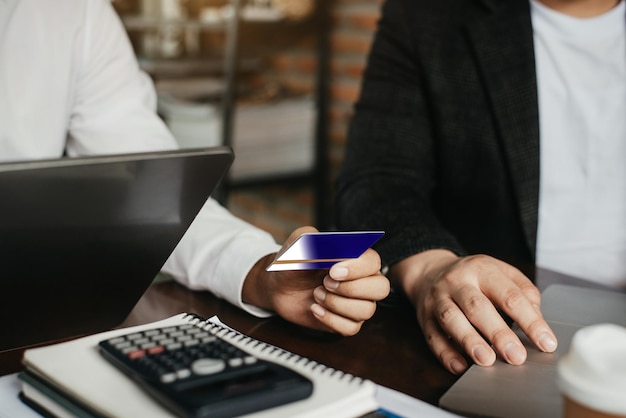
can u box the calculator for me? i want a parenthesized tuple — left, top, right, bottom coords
(98, 323, 313, 418)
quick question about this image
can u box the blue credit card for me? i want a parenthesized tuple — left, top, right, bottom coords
(266, 231, 384, 271)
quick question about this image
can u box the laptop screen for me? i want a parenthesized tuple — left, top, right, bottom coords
(0, 147, 233, 352)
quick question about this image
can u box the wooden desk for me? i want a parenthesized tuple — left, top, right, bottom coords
(0, 280, 459, 406)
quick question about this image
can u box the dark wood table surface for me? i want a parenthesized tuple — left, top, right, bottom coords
(0, 280, 459, 407)
(5, 267, 619, 409)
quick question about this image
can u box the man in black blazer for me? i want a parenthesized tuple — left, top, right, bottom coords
(336, 0, 622, 374)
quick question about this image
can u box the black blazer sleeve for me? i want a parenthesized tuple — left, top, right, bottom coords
(334, 0, 539, 276)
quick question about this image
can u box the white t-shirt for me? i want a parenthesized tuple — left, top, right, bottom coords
(532, 0, 626, 289)
(0, 0, 280, 314)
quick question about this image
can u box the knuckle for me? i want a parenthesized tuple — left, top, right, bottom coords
(333, 280, 350, 294)
(339, 321, 361, 337)
(525, 318, 547, 335)
(528, 286, 541, 299)
(437, 351, 448, 365)
(437, 303, 459, 326)
(361, 301, 377, 320)
(489, 327, 511, 343)
(439, 268, 462, 285)
(522, 285, 541, 304)
(459, 254, 500, 278)
(425, 331, 444, 355)
(436, 274, 463, 296)
(286, 226, 316, 245)
(352, 301, 377, 322)
(459, 333, 477, 350)
(425, 331, 437, 348)
(462, 254, 489, 269)
(462, 294, 485, 318)
(439, 259, 478, 287)
(369, 250, 382, 271)
(377, 280, 391, 300)
(438, 348, 458, 367)
(324, 295, 341, 312)
(320, 315, 341, 335)
(502, 289, 526, 311)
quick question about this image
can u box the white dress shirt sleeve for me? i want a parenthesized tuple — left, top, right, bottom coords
(161, 198, 281, 317)
(17, 0, 279, 316)
(65, 0, 178, 156)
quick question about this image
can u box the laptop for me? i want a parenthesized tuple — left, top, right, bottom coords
(0, 147, 233, 352)
(439, 276, 626, 418)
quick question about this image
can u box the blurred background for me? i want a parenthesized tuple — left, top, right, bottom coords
(112, 0, 382, 242)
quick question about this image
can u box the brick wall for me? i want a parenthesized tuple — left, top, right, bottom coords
(327, 0, 382, 181)
(113, 0, 383, 243)
(229, 0, 382, 243)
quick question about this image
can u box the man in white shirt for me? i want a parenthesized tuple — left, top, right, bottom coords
(0, 0, 390, 336)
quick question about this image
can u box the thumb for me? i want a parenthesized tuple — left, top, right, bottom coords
(278, 226, 320, 255)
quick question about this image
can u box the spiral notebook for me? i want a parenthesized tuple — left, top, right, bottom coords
(19, 314, 378, 418)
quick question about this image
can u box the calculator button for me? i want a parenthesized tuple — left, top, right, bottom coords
(183, 339, 199, 347)
(166, 342, 183, 350)
(160, 373, 177, 383)
(148, 346, 165, 355)
(228, 358, 243, 367)
(141, 342, 157, 349)
(128, 350, 146, 359)
(191, 358, 226, 375)
(114, 341, 132, 349)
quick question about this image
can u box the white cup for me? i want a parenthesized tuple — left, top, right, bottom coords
(557, 323, 626, 418)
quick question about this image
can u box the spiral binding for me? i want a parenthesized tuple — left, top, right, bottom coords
(182, 312, 365, 384)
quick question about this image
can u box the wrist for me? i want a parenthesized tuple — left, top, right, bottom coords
(242, 253, 278, 311)
(389, 249, 460, 306)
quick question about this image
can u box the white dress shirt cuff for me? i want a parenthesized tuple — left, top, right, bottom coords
(161, 198, 281, 318)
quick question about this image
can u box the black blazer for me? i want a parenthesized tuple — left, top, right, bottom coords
(335, 0, 540, 278)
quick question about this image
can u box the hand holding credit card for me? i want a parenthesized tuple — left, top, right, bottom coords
(266, 231, 384, 271)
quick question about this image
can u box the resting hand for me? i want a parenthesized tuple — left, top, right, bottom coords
(391, 250, 558, 374)
(243, 227, 390, 336)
